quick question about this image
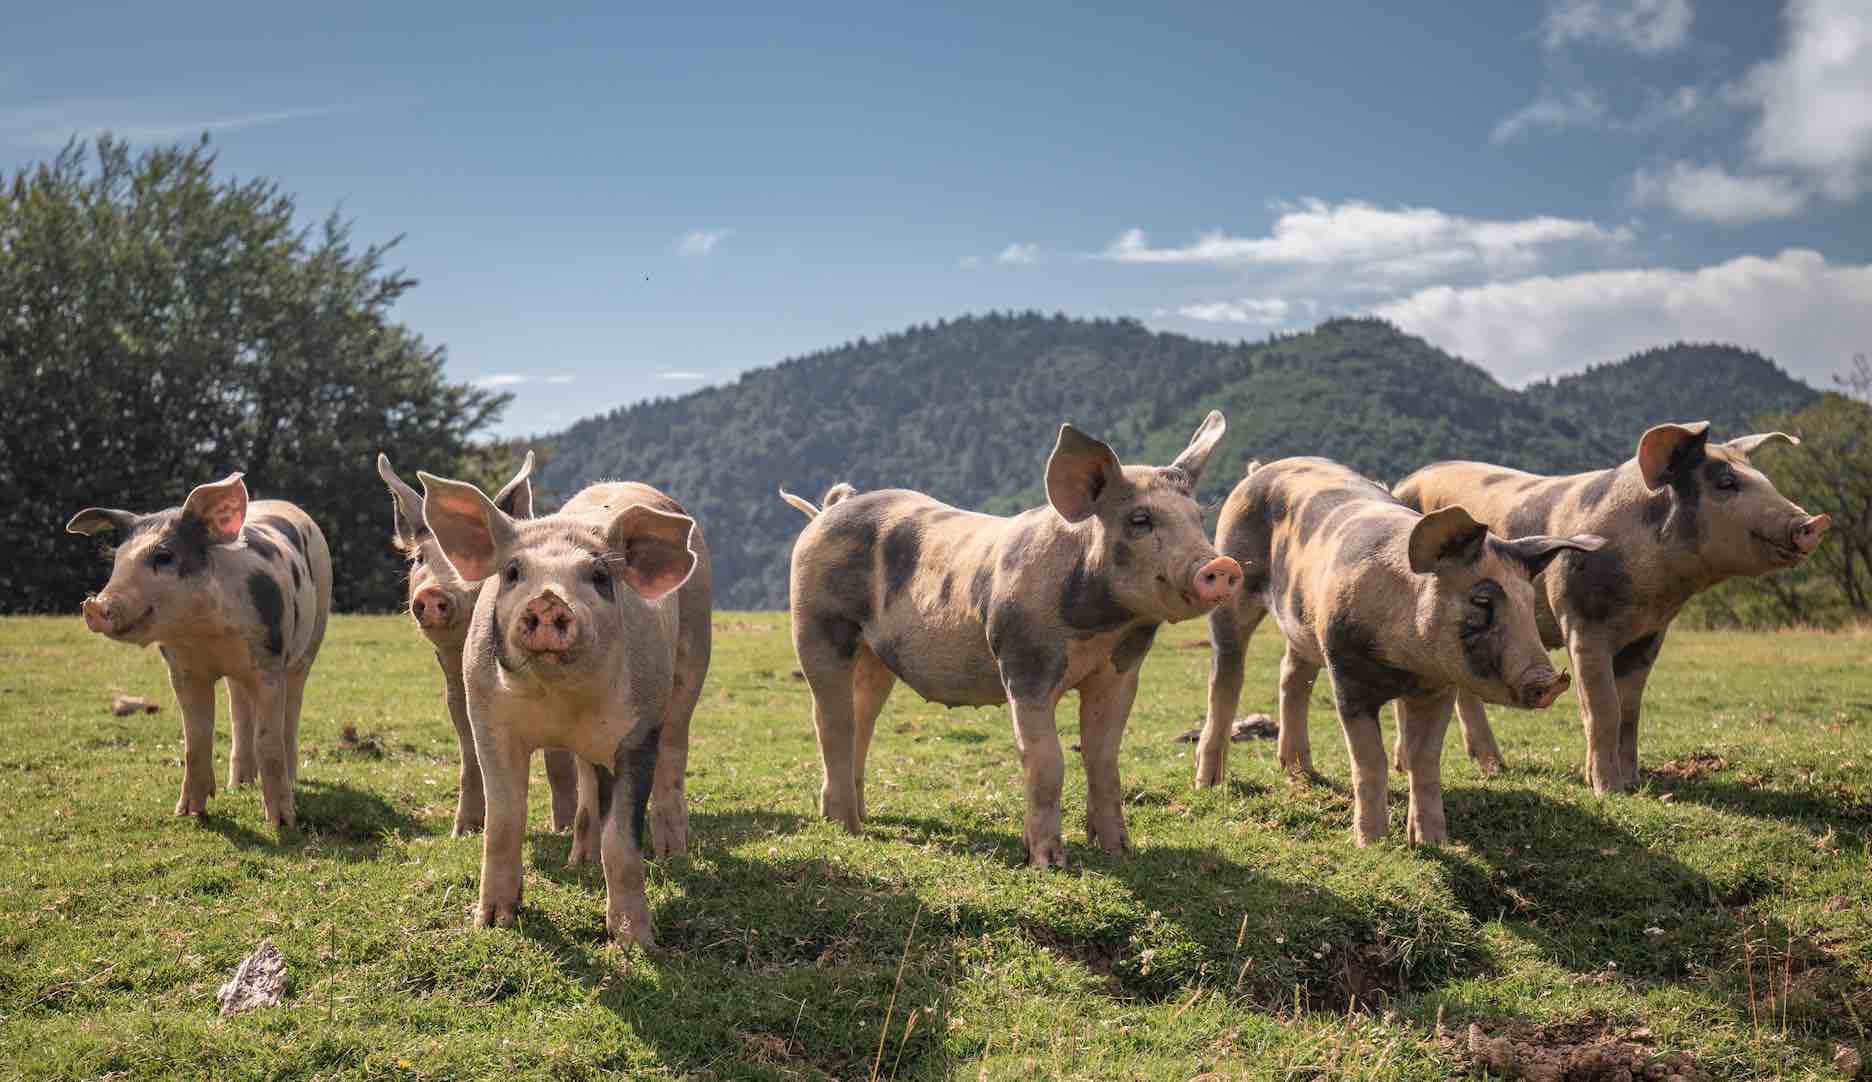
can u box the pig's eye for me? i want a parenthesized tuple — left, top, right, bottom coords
(1127, 510, 1153, 532)
(502, 559, 520, 586)
(150, 549, 175, 570)
(1714, 470, 1738, 491)
(410, 550, 426, 567)
(1465, 591, 1494, 631)
(590, 564, 615, 602)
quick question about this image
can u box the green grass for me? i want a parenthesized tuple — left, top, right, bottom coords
(1, 615, 1868, 1080)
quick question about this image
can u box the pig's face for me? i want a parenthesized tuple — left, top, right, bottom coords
(1045, 411, 1242, 624)
(66, 474, 249, 647)
(418, 472, 697, 690)
(379, 453, 535, 651)
(1637, 424, 1831, 579)
(1408, 506, 1604, 710)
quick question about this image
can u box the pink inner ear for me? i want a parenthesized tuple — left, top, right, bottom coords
(207, 495, 246, 538)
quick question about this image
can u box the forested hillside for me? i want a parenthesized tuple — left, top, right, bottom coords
(542, 314, 1820, 609)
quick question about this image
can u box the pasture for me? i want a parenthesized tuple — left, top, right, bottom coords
(1, 614, 1868, 1080)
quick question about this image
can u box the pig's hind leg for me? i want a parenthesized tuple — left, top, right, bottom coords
(1197, 601, 1264, 787)
(848, 645, 897, 825)
(794, 612, 865, 832)
(1078, 666, 1140, 854)
(1397, 688, 1456, 846)
(228, 680, 258, 788)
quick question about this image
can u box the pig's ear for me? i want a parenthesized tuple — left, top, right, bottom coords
(492, 450, 536, 519)
(1724, 431, 1799, 457)
(1169, 410, 1227, 486)
(181, 473, 249, 544)
(1046, 424, 1123, 523)
(66, 508, 138, 536)
(604, 504, 697, 602)
(1636, 422, 1711, 490)
(376, 454, 426, 545)
(417, 471, 518, 582)
(1408, 505, 1488, 574)
(1496, 532, 1606, 577)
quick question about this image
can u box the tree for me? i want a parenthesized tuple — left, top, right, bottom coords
(0, 136, 507, 612)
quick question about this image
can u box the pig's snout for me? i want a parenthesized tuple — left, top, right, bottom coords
(517, 594, 578, 654)
(81, 595, 114, 634)
(1792, 513, 1831, 555)
(1190, 556, 1243, 610)
(410, 586, 454, 629)
(1519, 669, 1571, 710)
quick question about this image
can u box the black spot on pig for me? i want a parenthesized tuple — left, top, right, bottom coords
(990, 606, 1066, 702)
(1332, 514, 1394, 570)
(1459, 579, 1506, 682)
(242, 527, 280, 562)
(1283, 581, 1309, 629)
(1577, 470, 1618, 512)
(1479, 472, 1514, 488)
(1561, 546, 1633, 624)
(291, 562, 303, 591)
(937, 573, 955, 607)
(969, 565, 994, 624)
(882, 522, 922, 604)
(1060, 555, 1131, 632)
(1325, 612, 1422, 718)
(1613, 632, 1662, 678)
(248, 572, 286, 656)
(817, 614, 863, 660)
(615, 731, 659, 845)
(254, 515, 303, 554)
(1110, 623, 1157, 674)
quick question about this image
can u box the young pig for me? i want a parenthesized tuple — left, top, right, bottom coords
(377, 453, 581, 839)
(781, 412, 1243, 867)
(67, 473, 332, 831)
(1196, 458, 1603, 845)
(1395, 422, 1832, 793)
(419, 472, 711, 947)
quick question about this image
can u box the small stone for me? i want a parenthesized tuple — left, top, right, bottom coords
(110, 695, 159, 716)
(216, 939, 286, 1016)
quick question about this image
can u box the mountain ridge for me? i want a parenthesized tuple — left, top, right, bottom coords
(541, 313, 1820, 608)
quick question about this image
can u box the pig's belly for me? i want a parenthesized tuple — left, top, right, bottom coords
(866, 622, 1006, 709)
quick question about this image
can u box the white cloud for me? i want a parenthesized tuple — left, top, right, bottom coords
(1630, 161, 1807, 223)
(1733, 0, 1872, 201)
(1160, 298, 1293, 325)
(995, 242, 1040, 265)
(1103, 200, 1626, 279)
(0, 99, 349, 149)
(675, 230, 732, 257)
(1372, 248, 1872, 387)
(1493, 87, 1607, 143)
(473, 374, 529, 388)
(656, 370, 707, 381)
(958, 255, 982, 269)
(545, 375, 575, 384)
(1541, 0, 1693, 55)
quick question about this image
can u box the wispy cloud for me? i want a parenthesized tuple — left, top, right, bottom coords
(995, 242, 1040, 265)
(1156, 298, 1297, 325)
(473, 374, 529, 388)
(545, 374, 576, 385)
(1541, 0, 1692, 55)
(1630, 161, 1807, 223)
(676, 229, 732, 257)
(957, 255, 982, 269)
(1494, 82, 1706, 142)
(0, 99, 350, 149)
(656, 370, 708, 381)
(1102, 200, 1627, 278)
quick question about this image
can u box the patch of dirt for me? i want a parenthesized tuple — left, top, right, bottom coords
(1651, 751, 1727, 781)
(337, 724, 384, 758)
(110, 695, 159, 716)
(1173, 714, 1278, 743)
(1449, 1016, 1709, 1081)
(735, 1030, 804, 1066)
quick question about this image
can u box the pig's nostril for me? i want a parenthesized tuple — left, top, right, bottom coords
(412, 600, 426, 617)
(553, 615, 569, 633)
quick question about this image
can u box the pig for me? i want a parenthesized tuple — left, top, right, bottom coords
(1394, 422, 1832, 794)
(417, 471, 712, 947)
(376, 453, 582, 839)
(1195, 458, 1604, 845)
(66, 473, 332, 830)
(780, 412, 1243, 867)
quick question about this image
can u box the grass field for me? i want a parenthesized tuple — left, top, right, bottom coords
(0, 614, 1868, 1080)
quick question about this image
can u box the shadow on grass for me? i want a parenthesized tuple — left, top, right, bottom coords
(1645, 772, 1872, 850)
(199, 778, 426, 860)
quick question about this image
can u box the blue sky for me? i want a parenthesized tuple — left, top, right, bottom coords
(4, 0, 1870, 435)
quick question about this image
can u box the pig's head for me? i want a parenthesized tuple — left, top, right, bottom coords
(1044, 410, 1242, 624)
(1637, 422, 1831, 577)
(417, 471, 697, 689)
(378, 452, 535, 651)
(65, 473, 251, 647)
(1407, 506, 1605, 710)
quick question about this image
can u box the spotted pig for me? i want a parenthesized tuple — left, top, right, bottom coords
(781, 412, 1243, 867)
(67, 473, 332, 830)
(1394, 422, 1831, 794)
(377, 453, 582, 840)
(419, 471, 712, 947)
(1197, 458, 1603, 845)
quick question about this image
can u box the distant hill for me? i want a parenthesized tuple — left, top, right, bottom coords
(541, 314, 1820, 609)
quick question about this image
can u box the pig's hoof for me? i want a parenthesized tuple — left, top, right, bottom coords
(1475, 756, 1503, 778)
(649, 805, 689, 859)
(1194, 763, 1224, 788)
(566, 844, 595, 867)
(175, 794, 210, 817)
(1089, 827, 1132, 855)
(1408, 824, 1448, 846)
(230, 763, 258, 787)
(474, 901, 518, 928)
(451, 819, 484, 838)
(1025, 836, 1069, 869)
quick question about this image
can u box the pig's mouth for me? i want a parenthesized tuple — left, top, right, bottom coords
(1518, 669, 1571, 710)
(1751, 530, 1804, 565)
(105, 605, 155, 641)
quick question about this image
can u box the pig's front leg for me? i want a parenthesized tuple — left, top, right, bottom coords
(542, 748, 578, 834)
(567, 760, 601, 867)
(1455, 692, 1504, 777)
(1328, 669, 1391, 846)
(1278, 647, 1320, 777)
(473, 729, 530, 928)
(1566, 633, 1626, 796)
(1008, 696, 1068, 868)
(1078, 667, 1139, 854)
(240, 672, 296, 831)
(167, 661, 218, 818)
(227, 680, 258, 788)
(439, 655, 485, 837)
(601, 734, 659, 948)
(1397, 688, 1456, 846)
(1196, 604, 1248, 787)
